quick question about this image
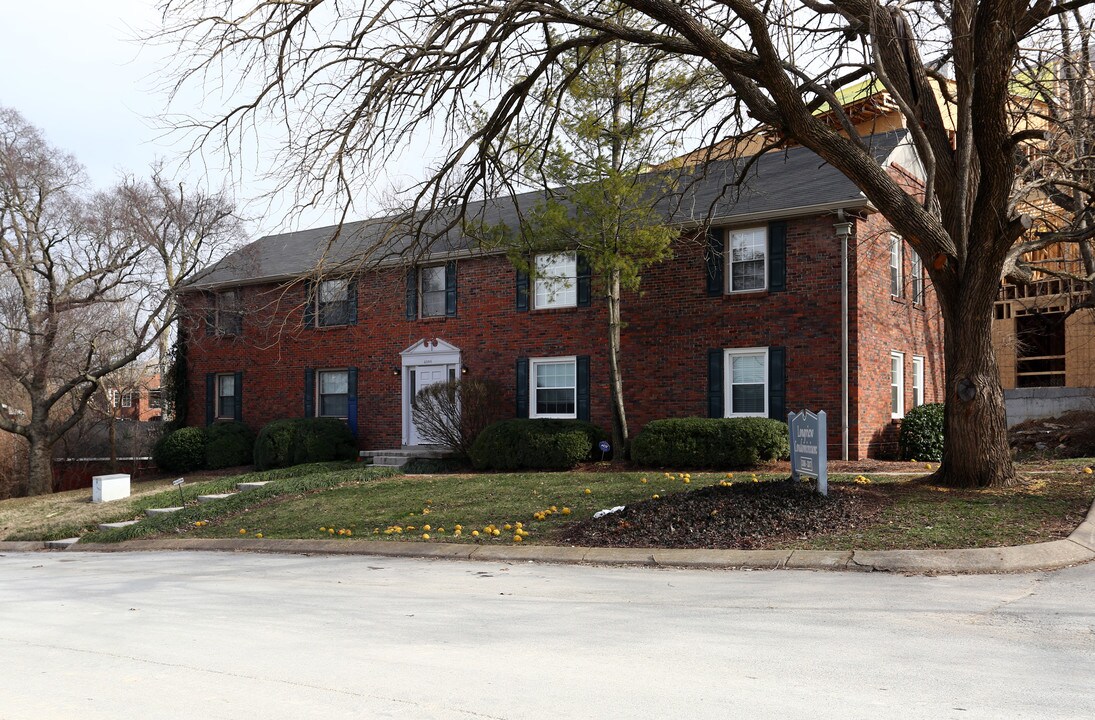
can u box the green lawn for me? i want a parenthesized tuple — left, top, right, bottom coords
(5, 461, 1093, 550)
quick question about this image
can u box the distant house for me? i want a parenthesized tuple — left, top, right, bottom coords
(180, 130, 942, 460)
(104, 373, 164, 423)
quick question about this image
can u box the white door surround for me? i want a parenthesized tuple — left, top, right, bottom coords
(400, 338, 463, 446)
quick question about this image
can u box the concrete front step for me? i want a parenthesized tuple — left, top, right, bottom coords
(370, 456, 408, 468)
(45, 537, 80, 549)
(236, 481, 270, 491)
(146, 507, 184, 517)
(98, 520, 140, 531)
(360, 446, 454, 460)
(197, 493, 236, 504)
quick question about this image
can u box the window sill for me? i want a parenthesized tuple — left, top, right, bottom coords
(724, 290, 769, 299)
(311, 323, 354, 331)
(415, 315, 453, 322)
(530, 305, 580, 314)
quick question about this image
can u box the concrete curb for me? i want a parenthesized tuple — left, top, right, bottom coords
(5, 497, 1094, 576)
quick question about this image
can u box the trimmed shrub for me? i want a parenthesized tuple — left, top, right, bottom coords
(290, 418, 358, 466)
(899, 402, 944, 461)
(204, 421, 256, 470)
(153, 426, 208, 473)
(630, 417, 789, 468)
(253, 419, 296, 470)
(254, 418, 357, 470)
(469, 419, 607, 471)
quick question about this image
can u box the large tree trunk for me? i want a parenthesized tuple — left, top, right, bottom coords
(606, 268, 629, 456)
(935, 283, 1017, 488)
(25, 433, 55, 496)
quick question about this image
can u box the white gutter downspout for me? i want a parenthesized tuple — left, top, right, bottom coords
(834, 211, 853, 461)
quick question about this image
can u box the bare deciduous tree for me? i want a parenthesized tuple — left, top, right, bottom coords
(160, 0, 1095, 487)
(0, 106, 242, 496)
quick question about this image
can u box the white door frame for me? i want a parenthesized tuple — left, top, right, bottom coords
(400, 339, 463, 446)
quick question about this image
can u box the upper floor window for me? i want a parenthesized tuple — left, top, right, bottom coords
(530, 357, 577, 418)
(316, 369, 349, 418)
(120, 391, 134, 408)
(211, 290, 243, 336)
(216, 373, 237, 420)
(317, 279, 354, 326)
(724, 347, 768, 417)
(534, 252, 577, 309)
(910, 251, 924, 305)
(890, 234, 904, 298)
(727, 227, 767, 292)
(419, 265, 447, 318)
(148, 389, 163, 409)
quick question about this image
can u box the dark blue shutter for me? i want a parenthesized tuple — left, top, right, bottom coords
(347, 281, 358, 325)
(706, 228, 724, 296)
(768, 220, 787, 292)
(233, 371, 243, 422)
(406, 267, 418, 320)
(515, 358, 529, 418)
(576, 355, 590, 422)
(707, 349, 724, 418)
(346, 367, 359, 438)
(576, 255, 591, 307)
(304, 368, 315, 418)
(768, 346, 786, 420)
(445, 261, 457, 317)
(205, 373, 215, 426)
(516, 268, 529, 312)
(302, 280, 315, 327)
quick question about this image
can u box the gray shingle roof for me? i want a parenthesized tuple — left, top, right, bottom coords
(189, 131, 907, 290)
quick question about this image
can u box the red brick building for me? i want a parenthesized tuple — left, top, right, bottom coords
(182, 132, 942, 459)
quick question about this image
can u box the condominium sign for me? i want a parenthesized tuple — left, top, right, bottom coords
(788, 409, 828, 496)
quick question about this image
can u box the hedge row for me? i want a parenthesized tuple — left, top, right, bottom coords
(469, 419, 607, 470)
(153, 417, 355, 473)
(631, 417, 790, 468)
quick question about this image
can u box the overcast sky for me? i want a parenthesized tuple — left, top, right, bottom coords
(1, 1, 414, 236)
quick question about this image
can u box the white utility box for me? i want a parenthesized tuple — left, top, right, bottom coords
(92, 473, 131, 503)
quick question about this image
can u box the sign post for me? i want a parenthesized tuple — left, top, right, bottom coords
(788, 409, 828, 496)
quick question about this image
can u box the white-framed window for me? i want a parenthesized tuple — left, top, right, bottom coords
(530, 357, 577, 418)
(107, 389, 119, 408)
(214, 290, 243, 336)
(120, 391, 134, 408)
(910, 251, 924, 305)
(317, 279, 353, 326)
(216, 373, 237, 420)
(890, 234, 904, 298)
(534, 252, 577, 309)
(727, 227, 767, 292)
(912, 356, 925, 408)
(419, 265, 447, 317)
(317, 369, 350, 418)
(724, 347, 768, 417)
(148, 389, 163, 409)
(891, 352, 905, 419)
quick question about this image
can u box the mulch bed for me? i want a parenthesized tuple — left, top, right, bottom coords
(554, 479, 890, 550)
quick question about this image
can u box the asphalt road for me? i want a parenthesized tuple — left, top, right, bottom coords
(1, 551, 1092, 719)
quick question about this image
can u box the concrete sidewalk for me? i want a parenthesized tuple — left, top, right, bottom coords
(4, 495, 1095, 575)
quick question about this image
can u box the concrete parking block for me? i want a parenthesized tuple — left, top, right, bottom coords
(145, 507, 183, 517)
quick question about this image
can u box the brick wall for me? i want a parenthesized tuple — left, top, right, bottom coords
(852, 213, 945, 458)
(184, 211, 945, 460)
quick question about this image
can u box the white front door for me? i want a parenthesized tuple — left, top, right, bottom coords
(408, 364, 454, 445)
